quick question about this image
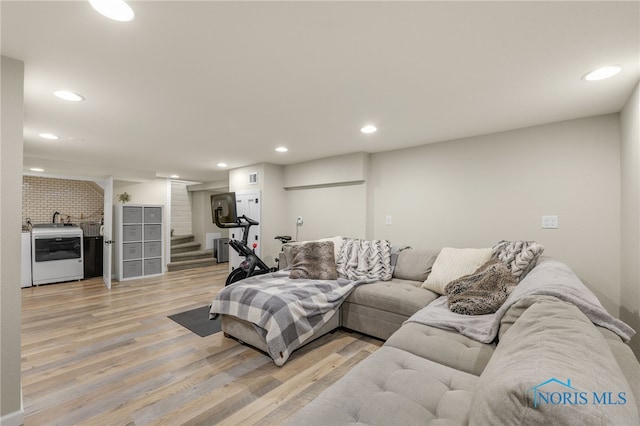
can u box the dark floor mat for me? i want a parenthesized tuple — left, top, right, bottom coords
(168, 306, 221, 337)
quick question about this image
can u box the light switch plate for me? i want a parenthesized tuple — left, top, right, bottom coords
(541, 215, 559, 229)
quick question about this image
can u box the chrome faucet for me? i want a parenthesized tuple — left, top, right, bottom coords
(52, 211, 60, 223)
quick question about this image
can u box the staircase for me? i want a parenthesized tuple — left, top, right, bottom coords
(167, 234, 218, 272)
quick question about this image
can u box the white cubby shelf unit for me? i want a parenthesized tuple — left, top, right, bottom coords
(115, 204, 164, 281)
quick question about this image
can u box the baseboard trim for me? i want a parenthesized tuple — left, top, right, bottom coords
(0, 408, 24, 426)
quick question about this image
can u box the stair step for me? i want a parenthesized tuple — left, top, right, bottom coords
(171, 234, 194, 246)
(167, 258, 220, 272)
(171, 249, 213, 262)
(171, 241, 202, 254)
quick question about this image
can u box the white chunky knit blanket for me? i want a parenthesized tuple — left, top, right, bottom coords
(336, 238, 392, 281)
(492, 240, 544, 281)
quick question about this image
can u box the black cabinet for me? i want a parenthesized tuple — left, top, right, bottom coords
(84, 236, 103, 279)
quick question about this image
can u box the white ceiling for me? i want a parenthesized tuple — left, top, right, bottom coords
(2, 1, 639, 183)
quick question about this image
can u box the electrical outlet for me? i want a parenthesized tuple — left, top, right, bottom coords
(541, 215, 559, 229)
(297, 216, 303, 226)
(385, 215, 392, 225)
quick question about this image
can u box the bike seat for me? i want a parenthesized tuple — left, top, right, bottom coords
(274, 235, 292, 242)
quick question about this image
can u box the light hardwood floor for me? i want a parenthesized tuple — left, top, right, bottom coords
(21, 264, 382, 425)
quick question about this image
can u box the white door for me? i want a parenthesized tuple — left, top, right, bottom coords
(229, 190, 261, 270)
(102, 176, 114, 289)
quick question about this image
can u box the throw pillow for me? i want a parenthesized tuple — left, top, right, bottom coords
(491, 240, 544, 281)
(282, 236, 344, 268)
(422, 247, 493, 294)
(445, 259, 517, 315)
(316, 236, 344, 262)
(393, 248, 440, 282)
(289, 241, 338, 280)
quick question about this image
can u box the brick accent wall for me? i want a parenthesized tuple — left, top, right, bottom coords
(22, 176, 104, 226)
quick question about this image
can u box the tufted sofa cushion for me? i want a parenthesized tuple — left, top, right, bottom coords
(286, 346, 478, 425)
(345, 278, 439, 317)
(385, 322, 496, 376)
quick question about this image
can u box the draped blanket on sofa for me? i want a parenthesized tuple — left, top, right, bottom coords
(210, 238, 392, 366)
(210, 271, 367, 366)
(407, 258, 635, 343)
(336, 238, 392, 281)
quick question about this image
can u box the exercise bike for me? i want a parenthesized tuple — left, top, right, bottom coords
(214, 205, 283, 285)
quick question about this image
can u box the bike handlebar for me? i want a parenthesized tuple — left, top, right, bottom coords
(213, 208, 259, 229)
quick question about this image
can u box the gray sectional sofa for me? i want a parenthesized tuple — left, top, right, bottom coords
(282, 248, 640, 425)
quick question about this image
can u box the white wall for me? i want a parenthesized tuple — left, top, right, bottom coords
(620, 80, 640, 356)
(282, 153, 369, 241)
(229, 164, 265, 193)
(114, 179, 169, 206)
(368, 115, 622, 314)
(286, 183, 367, 241)
(284, 152, 367, 189)
(170, 181, 192, 235)
(1, 56, 25, 425)
(261, 163, 288, 265)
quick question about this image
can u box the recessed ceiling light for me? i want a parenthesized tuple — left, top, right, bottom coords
(217, 162, 228, 168)
(360, 125, 377, 134)
(53, 90, 84, 102)
(583, 66, 622, 81)
(30, 168, 44, 172)
(89, 0, 135, 22)
(38, 133, 59, 140)
(170, 174, 180, 179)
(275, 146, 288, 152)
